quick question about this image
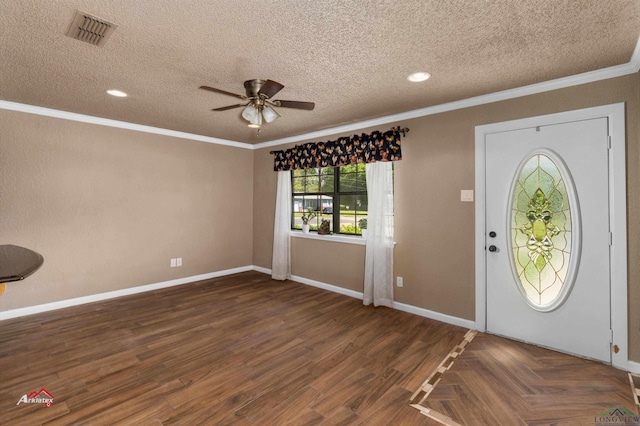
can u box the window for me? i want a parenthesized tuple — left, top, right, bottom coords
(511, 153, 576, 311)
(292, 164, 368, 235)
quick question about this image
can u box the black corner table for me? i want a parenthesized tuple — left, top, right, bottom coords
(0, 245, 44, 295)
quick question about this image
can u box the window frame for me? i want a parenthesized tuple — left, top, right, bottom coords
(291, 165, 368, 235)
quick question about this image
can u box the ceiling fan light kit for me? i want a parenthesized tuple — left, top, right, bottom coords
(242, 104, 262, 128)
(200, 79, 314, 130)
(262, 106, 280, 123)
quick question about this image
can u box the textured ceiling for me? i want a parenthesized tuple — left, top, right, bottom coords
(1, 0, 639, 144)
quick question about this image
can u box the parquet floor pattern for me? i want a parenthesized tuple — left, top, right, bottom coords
(419, 332, 638, 425)
(0, 271, 466, 425)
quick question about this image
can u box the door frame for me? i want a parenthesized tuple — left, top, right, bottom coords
(474, 103, 628, 369)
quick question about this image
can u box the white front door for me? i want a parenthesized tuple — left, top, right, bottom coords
(485, 117, 611, 362)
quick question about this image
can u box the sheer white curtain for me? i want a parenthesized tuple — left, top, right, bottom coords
(272, 170, 291, 280)
(363, 161, 394, 307)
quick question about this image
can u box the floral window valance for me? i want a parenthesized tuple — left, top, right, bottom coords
(272, 126, 407, 171)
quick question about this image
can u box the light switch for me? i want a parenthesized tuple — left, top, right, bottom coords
(461, 190, 474, 202)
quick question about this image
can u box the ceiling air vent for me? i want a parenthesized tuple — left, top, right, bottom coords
(65, 10, 117, 47)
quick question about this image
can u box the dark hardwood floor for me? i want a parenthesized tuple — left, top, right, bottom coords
(1, 271, 636, 425)
(0, 271, 465, 425)
(415, 332, 638, 425)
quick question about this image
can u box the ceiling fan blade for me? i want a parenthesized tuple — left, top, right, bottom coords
(212, 103, 247, 111)
(258, 80, 285, 99)
(200, 85, 246, 100)
(273, 100, 315, 110)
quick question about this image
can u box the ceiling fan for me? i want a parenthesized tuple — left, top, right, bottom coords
(200, 79, 315, 128)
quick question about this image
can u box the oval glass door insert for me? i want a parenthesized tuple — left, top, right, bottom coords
(510, 152, 580, 311)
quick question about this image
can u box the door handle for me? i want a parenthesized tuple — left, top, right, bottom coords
(488, 245, 498, 252)
(489, 231, 497, 238)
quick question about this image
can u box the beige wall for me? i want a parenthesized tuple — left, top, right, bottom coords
(1, 73, 638, 361)
(291, 237, 365, 292)
(0, 109, 253, 310)
(253, 73, 640, 361)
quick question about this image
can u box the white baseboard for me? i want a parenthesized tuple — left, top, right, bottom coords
(252, 265, 271, 275)
(628, 360, 640, 374)
(392, 301, 476, 330)
(290, 274, 364, 300)
(0, 265, 254, 321)
(256, 266, 475, 331)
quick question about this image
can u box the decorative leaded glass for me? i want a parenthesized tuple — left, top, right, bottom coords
(511, 153, 574, 309)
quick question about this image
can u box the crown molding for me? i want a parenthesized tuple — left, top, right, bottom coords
(631, 35, 640, 72)
(255, 37, 640, 150)
(0, 100, 254, 150)
(2, 38, 638, 151)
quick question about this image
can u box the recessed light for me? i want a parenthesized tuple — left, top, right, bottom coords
(107, 89, 128, 97)
(407, 72, 431, 82)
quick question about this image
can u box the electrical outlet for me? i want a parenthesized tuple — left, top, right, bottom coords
(176, 257, 182, 267)
(170, 258, 177, 267)
(396, 276, 403, 287)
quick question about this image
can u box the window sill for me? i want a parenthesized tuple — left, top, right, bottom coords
(290, 231, 366, 245)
